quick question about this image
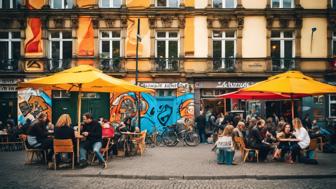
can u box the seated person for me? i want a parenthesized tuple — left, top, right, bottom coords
(212, 125, 235, 163)
(247, 119, 271, 162)
(79, 113, 107, 169)
(54, 114, 75, 164)
(27, 113, 53, 163)
(291, 118, 310, 163)
(275, 123, 296, 162)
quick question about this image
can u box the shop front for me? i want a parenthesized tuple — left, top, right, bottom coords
(0, 79, 18, 125)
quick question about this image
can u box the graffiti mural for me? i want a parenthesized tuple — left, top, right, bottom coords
(110, 92, 194, 134)
(17, 89, 52, 125)
(77, 16, 94, 57)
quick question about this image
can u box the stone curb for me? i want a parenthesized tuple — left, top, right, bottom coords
(61, 174, 336, 180)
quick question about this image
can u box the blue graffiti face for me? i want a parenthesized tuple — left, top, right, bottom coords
(157, 104, 173, 126)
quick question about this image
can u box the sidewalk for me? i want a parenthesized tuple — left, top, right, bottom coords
(60, 144, 336, 180)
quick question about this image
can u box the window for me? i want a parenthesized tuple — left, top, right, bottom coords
(313, 95, 324, 104)
(53, 91, 71, 99)
(270, 31, 295, 71)
(212, 31, 236, 70)
(99, 0, 121, 8)
(333, 0, 336, 8)
(156, 89, 176, 97)
(156, 0, 180, 8)
(155, 31, 179, 70)
(0, 0, 19, 9)
(0, 32, 20, 70)
(81, 93, 100, 99)
(49, 31, 72, 71)
(330, 95, 336, 118)
(99, 31, 121, 71)
(213, 0, 236, 8)
(332, 32, 336, 57)
(50, 0, 73, 9)
(271, 0, 294, 8)
(201, 89, 226, 97)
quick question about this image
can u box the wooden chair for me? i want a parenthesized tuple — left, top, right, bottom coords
(234, 136, 259, 163)
(19, 134, 47, 165)
(303, 138, 318, 160)
(135, 131, 147, 155)
(91, 137, 112, 164)
(316, 137, 325, 152)
(53, 139, 74, 170)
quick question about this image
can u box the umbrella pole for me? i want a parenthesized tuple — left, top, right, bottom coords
(77, 85, 82, 163)
(291, 96, 294, 120)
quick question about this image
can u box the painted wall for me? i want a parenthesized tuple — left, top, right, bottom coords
(185, 17, 195, 56)
(126, 0, 150, 8)
(242, 0, 267, 9)
(242, 16, 267, 57)
(184, 61, 208, 72)
(184, 0, 195, 7)
(77, 0, 96, 7)
(301, 0, 328, 9)
(77, 17, 94, 57)
(300, 61, 328, 71)
(17, 89, 52, 125)
(194, 16, 208, 58)
(301, 18, 328, 58)
(126, 17, 150, 57)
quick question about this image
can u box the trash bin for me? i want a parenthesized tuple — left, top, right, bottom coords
(217, 148, 226, 164)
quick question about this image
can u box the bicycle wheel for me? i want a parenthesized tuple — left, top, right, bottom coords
(155, 133, 163, 146)
(184, 131, 200, 146)
(161, 130, 178, 147)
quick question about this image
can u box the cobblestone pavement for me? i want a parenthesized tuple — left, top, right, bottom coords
(1, 144, 336, 189)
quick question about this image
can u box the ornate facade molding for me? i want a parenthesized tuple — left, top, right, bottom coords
(178, 15, 185, 29)
(53, 17, 65, 29)
(148, 16, 156, 29)
(71, 16, 78, 29)
(207, 18, 213, 28)
(219, 17, 230, 28)
(41, 16, 49, 29)
(161, 16, 173, 28)
(237, 16, 244, 29)
(92, 17, 99, 29)
(18, 18, 27, 29)
(279, 18, 290, 28)
(120, 15, 128, 28)
(104, 18, 116, 28)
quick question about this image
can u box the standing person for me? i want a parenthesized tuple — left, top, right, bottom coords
(79, 113, 107, 169)
(248, 119, 271, 162)
(216, 113, 224, 127)
(291, 118, 310, 163)
(195, 112, 206, 143)
(27, 113, 53, 164)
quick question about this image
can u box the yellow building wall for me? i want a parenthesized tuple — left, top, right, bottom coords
(126, 60, 152, 71)
(301, 18, 328, 58)
(126, 0, 150, 8)
(184, 61, 208, 72)
(184, 0, 195, 7)
(300, 61, 328, 71)
(300, 0, 327, 9)
(77, 0, 96, 7)
(242, 16, 267, 57)
(194, 16, 208, 58)
(242, 0, 267, 9)
(184, 17, 195, 56)
(125, 17, 150, 58)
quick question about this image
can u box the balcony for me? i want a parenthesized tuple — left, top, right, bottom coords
(0, 59, 19, 72)
(99, 58, 122, 72)
(212, 58, 236, 72)
(48, 59, 72, 72)
(154, 58, 180, 72)
(271, 58, 295, 72)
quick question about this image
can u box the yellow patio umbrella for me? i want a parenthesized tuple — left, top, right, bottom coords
(18, 65, 154, 162)
(241, 71, 336, 119)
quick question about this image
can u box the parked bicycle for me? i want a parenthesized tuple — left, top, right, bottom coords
(145, 125, 162, 148)
(161, 125, 200, 147)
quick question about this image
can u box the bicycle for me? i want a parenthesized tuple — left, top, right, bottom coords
(161, 125, 200, 147)
(145, 125, 162, 148)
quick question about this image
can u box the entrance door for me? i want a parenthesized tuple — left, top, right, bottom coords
(0, 92, 17, 125)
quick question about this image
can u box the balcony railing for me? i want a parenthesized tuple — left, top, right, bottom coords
(212, 58, 236, 72)
(155, 57, 180, 72)
(0, 59, 19, 72)
(48, 59, 72, 72)
(271, 58, 295, 72)
(99, 58, 122, 72)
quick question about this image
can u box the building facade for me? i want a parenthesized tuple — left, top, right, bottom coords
(0, 0, 335, 131)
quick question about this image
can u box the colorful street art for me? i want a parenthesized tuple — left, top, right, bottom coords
(110, 92, 194, 134)
(77, 17, 94, 57)
(17, 89, 52, 125)
(77, 0, 96, 8)
(25, 1, 44, 57)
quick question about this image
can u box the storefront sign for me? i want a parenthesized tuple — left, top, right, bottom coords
(195, 81, 255, 89)
(140, 82, 189, 89)
(0, 79, 18, 92)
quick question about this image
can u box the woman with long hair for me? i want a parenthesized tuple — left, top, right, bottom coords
(290, 118, 310, 162)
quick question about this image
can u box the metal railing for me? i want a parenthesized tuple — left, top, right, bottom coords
(99, 58, 122, 72)
(48, 59, 72, 72)
(155, 57, 180, 72)
(0, 59, 19, 72)
(271, 58, 295, 72)
(212, 58, 236, 72)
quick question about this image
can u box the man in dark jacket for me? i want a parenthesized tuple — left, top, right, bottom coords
(248, 120, 271, 162)
(79, 113, 106, 169)
(195, 112, 206, 143)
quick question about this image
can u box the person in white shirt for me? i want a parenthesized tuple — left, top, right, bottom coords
(290, 118, 311, 163)
(213, 125, 235, 156)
